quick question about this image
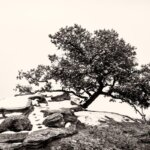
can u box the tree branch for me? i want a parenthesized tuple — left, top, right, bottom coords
(102, 92, 147, 122)
(49, 89, 88, 99)
(67, 42, 85, 56)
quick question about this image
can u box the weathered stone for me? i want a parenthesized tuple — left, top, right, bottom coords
(43, 113, 65, 127)
(0, 131, 28, 143)
(0, 142, 23, 150)
(23, 128, 77, 149)
(0, 115, 32, 133)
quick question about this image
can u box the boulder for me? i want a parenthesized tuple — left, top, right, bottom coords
(23, 128, 77, 149)
(43, 113, 65, 128)
(0, 115, 32, 133)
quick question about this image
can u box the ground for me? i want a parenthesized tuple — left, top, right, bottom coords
(1, 95, 150, 149)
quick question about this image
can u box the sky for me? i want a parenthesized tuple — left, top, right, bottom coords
(0, 0, 150, 99)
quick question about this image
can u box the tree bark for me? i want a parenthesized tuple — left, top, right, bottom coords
(81, 87, 103, 108)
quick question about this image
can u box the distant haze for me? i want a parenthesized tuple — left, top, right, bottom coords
(0, 0, 150, 98)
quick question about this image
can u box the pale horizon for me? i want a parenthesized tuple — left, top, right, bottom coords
(0, 0, 150, 98)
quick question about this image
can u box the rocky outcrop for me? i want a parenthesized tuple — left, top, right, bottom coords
(42, 108, 85, 130)
(0, 115, 32, 133)
(42, 108, 78, 126)
(0, 120, 78, 149)
(23, 128, 77, 149)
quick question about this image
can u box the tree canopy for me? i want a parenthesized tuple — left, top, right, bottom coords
(15, 24, 150, 113)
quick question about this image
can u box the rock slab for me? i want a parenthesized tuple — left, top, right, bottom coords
(0, 131, 28, 143)
(23, 128, 77, 149)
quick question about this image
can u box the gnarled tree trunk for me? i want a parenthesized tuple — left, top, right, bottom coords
(81, 87, 103, 108)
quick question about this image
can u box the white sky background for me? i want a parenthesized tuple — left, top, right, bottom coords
(0, 0, 150, 99)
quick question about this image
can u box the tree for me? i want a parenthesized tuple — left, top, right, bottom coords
(15, 24, 149, 113)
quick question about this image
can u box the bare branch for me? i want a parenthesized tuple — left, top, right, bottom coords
(102, 92, 147, 122)
(49, 89, 88, 99)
